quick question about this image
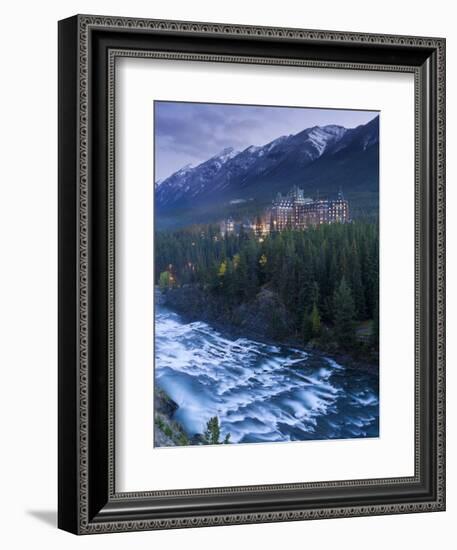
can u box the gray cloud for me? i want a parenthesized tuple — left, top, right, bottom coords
(154, 101, 378, 180)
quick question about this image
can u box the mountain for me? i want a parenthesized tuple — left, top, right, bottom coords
(155, 116, 379, 229)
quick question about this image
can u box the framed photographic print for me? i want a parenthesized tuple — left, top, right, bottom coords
(58, 14, 446, 534)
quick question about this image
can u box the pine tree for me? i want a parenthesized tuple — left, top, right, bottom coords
(159, 271, 171, 291)
(203, 416, 230, 444)
(302, 310, 313, 344)
(258, 253, 268, 284)
(370, 299, 379, 349)
(333, 277, 356, 350)
(218, 260, 227, 278)
(350, 239, 366, 319)
(310, 302, 321, 338)
(204, 417, 220, 445)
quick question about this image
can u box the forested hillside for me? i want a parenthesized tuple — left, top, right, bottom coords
(155, 221, 378, 354)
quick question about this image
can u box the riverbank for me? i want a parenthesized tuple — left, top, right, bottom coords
(155, 387, 229, 447)
(158, 285, 378, 376)
(154, 388, 190, 447)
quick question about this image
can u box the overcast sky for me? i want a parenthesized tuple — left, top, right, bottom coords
(154, 101, 378, 181)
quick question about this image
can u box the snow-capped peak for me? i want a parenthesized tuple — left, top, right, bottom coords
(303, 125, 347, 156)
(155, 118, 377, 212)
(321, 124, 347, 138)
(212, 147, 239, 163)
(265, 135, 289, 152)
(176, 163, 193, 174)
(305, 128, 330, 155)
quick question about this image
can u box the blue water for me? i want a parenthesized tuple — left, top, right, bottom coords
(155, 304, 379, 445)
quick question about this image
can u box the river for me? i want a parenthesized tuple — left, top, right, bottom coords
(155, 304, 379, 445)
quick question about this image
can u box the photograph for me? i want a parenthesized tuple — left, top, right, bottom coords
(153, 101, 380, 447)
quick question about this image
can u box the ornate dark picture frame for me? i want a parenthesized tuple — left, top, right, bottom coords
(58, 14, 445, 534)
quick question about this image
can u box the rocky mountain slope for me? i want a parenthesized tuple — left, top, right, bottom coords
(156, 115, 379, 228)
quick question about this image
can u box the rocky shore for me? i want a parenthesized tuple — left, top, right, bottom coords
(161, 285, 292, 340)
(154, 388, 188, 447)
(154, 387, 210, 447)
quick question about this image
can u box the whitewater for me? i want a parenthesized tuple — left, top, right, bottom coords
(155, 304, 379, 445)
